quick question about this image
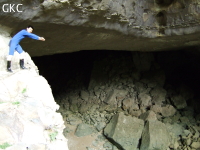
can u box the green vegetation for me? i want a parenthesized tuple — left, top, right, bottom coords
(12, 101, 20, 105)
(0, 142, 11, 149)
(0, 101, 20, 105)
(49, 131, 58, 141)
(22, 88, 26, 94)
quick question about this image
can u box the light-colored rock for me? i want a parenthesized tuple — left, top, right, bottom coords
(161, 105, 176, 117)
(188, 126, 200, 140)
(0, 41, 69, 150)
(21, 121, 46, 144)
(6, 144, 28, 150)
(138, 92, 152, 107)
(139, 110, 157, 121)
(28, 144, 46, 150)
(122, 97, 139, 111)
(129, 109, 143, 117)
(7, 144, 46, 150)
(80, 90, 89, 101)
(47, 140, 69, 150)
(151, 104, 162, 113)
(165, 123, 184, 138)
(174, 141, 179, 149)
(104, 112, 144, 150)
(186, 138, 192, 146)
(122, 98, 132, 111)
(140, 120, 171, 150)
(0, 124, 15, 145)
(75, 123, 95, 137)
(95, 122, 106, 132)
(42, 0, 63, 10)
(191, 142, 200, 149)
(104, 89, 128, 107)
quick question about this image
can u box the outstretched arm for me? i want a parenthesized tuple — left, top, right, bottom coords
(25, 32, 40, 40)
(39, 37, 45, 41)
(24, 30, 45, 41)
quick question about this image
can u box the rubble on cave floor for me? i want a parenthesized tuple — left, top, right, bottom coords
(55, 51, 200, 150)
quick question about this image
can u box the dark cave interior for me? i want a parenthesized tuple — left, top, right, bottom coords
(32, 49, 200, 105)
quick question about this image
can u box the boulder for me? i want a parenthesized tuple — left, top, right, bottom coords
(150, 87, 167, 105)
(191, 142, 200, 149)
(138, 92, 152, 107)
(171, 95, 187, 109)
(75, 123, 95, 137)
(122, 97, 139, 111)
(140, 120, 170, 150)
(104, 112, 144, 150)
(161, 105, 176, 117)
(104, 89, 128, 107)
(165, 123, 184, 138)
(139, 110, 157, 121)
(95, 122, 106, 132)
(80, 90, 89, 101)
(151, 105, 162, 113)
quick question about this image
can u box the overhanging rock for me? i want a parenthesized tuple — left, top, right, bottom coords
(0, 0, 200, 56)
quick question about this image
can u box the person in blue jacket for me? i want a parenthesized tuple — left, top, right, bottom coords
(7, 25, 45, 72)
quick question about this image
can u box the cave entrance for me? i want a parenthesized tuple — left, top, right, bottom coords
(32, 49, 200, 102)
(32, 49, 200, 150)
(32, 50, 97, 97)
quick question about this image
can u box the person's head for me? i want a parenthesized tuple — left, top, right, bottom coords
(26, 25, 34, 33)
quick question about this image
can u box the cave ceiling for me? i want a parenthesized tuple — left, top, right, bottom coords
(0, 0, 200, 56)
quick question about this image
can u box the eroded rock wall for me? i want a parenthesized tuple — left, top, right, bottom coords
(0, 0, 200, 56)
(1, 0, 200, 36)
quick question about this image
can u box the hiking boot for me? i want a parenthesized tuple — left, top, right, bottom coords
(19, 59, 27, 69)
(7, 61, 13, 72)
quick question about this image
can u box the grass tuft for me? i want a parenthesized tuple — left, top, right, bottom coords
(0, 142, 11, 149)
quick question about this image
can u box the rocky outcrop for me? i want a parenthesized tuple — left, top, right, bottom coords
(0, 34, 69, 149)
(1, 0, 200, 56)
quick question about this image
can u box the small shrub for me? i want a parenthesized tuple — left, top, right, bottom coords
(49, 131, 58, 141)
(22, 88, 26, 94)
(0, 142, 11, 149)
(12, 101, 20, 105)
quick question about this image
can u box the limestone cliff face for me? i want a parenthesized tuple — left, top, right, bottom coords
(0, 0, 200, 56)
(0, 32, 69, 150)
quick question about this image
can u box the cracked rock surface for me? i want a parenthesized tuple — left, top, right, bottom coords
(1, 0, 200, 56)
